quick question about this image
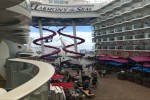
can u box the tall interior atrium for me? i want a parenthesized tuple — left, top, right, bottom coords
(0, 0, 150, 100)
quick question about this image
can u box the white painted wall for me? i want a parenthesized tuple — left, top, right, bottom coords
(5, 40, 19, 58)
(0, 41, 10, 79)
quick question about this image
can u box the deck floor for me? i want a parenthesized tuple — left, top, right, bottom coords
(64, 59, 150, 100)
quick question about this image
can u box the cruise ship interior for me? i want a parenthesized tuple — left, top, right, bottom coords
(0, 0, 150, 100)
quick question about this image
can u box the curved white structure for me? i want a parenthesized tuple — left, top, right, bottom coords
(0, 0, 38, 99)
(0, 0, 31, 80)
(0, 58, 55, 100)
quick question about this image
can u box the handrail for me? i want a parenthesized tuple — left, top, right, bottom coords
(0, 58, 55, 100)
(100, 0, 132, 16)
(94, 26, 150, 38)
(94, 13, 150, 30)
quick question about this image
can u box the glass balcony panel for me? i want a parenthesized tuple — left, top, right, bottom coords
(148, 33, 150, 38)
(109, 38, 114, 41)
(134, 23, 144, 29)
(113, 19, 116, 24)
(122, 17, 125, 22)
(121, 0, 125, 4)
(145, 46, 150, 50)
(96, 39, 99, 42)
(95, 46, 98, 49)
(132, 2, 142, 9)
(134, 46, 145, 50)
(114, 2, 120, 7)
(101, 24, 106, 28)
(125, 6, 131, 12)
(144, 21, 150, 27)
(126, 45, 134, 50)
(21, 84, 49, 100)
(101, 9, 104, 14)
(116, 18, 122, 23)
(109, 29, 114, 33)
(125, 26, 132, 30)
(116, 46, 124, 49)
(96, 32, 100, 36)
(109, 46, 115, 49)
(143, 0, 150, 5)
(117, 36, 123, 40)
(5, 60, 52, 100)
(102, 31, 107, 35)
(143, 9, 149, 16)
(92, 38, 96, 43)
(98, 46, 102, 49)
(132, 13, 137, 19)
(108, 14, 113, 18)
(98, 38, 102, 42)
(102, 16, 106, 20)
(103, 38, 107, 42)
(135, 33, 145, 39)
(92, 33, 95, 37)
(125, 35, 133, 39)
(103, 46, 108, 49)
(92, 19, 97, 23)
(136, 12, 143, 18)
(116, 28, 122, 32)
(124, 0, 130, 3)
(125, 16, 132, 21)
(115, 11, 121, 16)
(108, 21, 114, 26)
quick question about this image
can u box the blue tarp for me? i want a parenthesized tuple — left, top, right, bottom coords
(106, 61, 124, 67)
(96, 60, 103, 62)
(132, 65, 150, 73)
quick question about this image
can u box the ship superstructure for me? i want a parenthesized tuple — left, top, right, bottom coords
(92, 0, 150, 57)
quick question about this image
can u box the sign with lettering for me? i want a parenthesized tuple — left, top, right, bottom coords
(31, 4, 94, 12)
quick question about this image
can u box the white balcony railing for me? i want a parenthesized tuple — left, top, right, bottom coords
(0, 58, 55, 100)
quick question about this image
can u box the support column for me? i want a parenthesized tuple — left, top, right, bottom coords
(72, 20, 78, 52)
(38, 20, 45, 55)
